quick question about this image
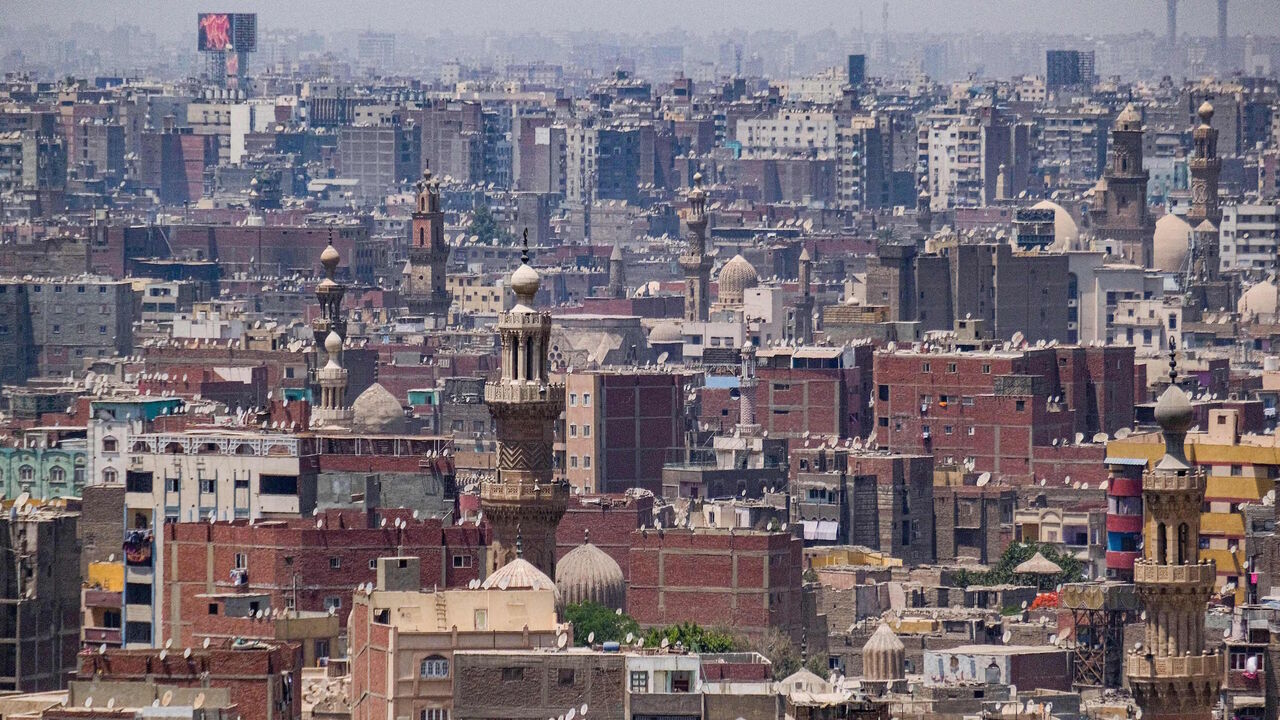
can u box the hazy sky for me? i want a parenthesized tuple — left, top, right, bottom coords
(6, 0, 1280, 37)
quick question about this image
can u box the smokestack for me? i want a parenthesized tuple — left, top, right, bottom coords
(1166, 0, 1177, 44)
(1218, 0, 1229, 65)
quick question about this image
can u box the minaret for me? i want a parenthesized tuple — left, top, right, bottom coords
(1186, 101, 1221, 229)
(916, 184, 933, 236)
(679, 172, 712, 322)
(1090, 104, 1154, 267)
(404, 166, 451, 327)
(738, 340, 760, 436)
(313, 240, 347, 347)
(480, 230, 569, 578)
(794, 246, 815, 343)
(312, 331, 352, 427)
(1126, 343, 1220, 720)
(607, 242, 626, 299)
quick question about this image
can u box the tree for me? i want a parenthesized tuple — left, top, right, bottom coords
(742, 627, 828, 680)
(951, 541, 1084, 591)
(642, 622, 741, 653)
(467, 204, 508, 244)
(563, 602, 639, 647)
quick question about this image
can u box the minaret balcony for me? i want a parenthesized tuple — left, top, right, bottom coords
(485, 382, 565, 406)
(1142, 472, 1205, 493)
(1132, 561, 1217, 587)
(480, 479, 568, 505)
(498, 312, 551, 329)
(1126, 651, 1221, 681)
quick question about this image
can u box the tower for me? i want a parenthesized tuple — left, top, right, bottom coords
(404, 166, 451, 327)
(679, 172, 712, 322)
(313, 239, 347, 346)
(606, 242, 626, 299)
(480, 231, 569, 578)
(916, 184, 933, 237)
(312, 240, 352, 428)
(313, 331, 352, 427)
(1090, 105, 1154, 267)
(738, 340, 760, 435)
(1126, 345, 1220, 720)
(1186, 101, 1221, 229)
(792, 246, 815, 343)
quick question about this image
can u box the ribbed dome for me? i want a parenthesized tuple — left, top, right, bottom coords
(1153, 213, 1193, 273)
(1154, 383, 1194, 435)
(862, 623, 905, 681)
(648, 322, 683, 344)
(1239, 278, 1279, 319)
(556, 540, 625, 611)
(717, 254, 758, 305)
(350, 383, 406, 434)
(1030, 200, 1079, 251)
(483, 557, 559, 598)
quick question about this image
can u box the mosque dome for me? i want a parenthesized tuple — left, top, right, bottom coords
(320, 241, 340, 273)
(1239, 278, 1279, 319)
(350, 383, 406, 434)
(648, 322, 683, 345)
(1030, 200, 1079, 251)
(511, 263, 541, 306)
(483, 557, 559, 598)
(555, 536, 626, 610)
(717, 254, 759, 305)
(1152, 213, 1194, 273)
(862, 623, 906, 682)
(1154, 382, 1194, 436)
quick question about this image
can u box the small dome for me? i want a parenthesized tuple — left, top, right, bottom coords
(1239, 278, 1279, 318)
(483, 557, 559, 596)
(511, 263, 541, 306)
(1152, 214, 1193, 273)
(648, 322, 683, 345)
(862, 623, 905, 681)
(1115, 103, 1142, 131)
(350, 383, 406, 434)
(1154, 383, 1194, 436)
(1030, 200, 1079, 251)
(717, 254, 759, 305)
(555, 540, 625, 611)
(320, 242, 340, 273)
(324, 331, 342, 355)
(1198, 100, 1215, 123)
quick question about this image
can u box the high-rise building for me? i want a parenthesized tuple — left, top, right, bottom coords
(479, 240, 568, 578)
(1046, 50, 1095, 89)
(1090, 105, 1154, 267)
(679, 173, 711, 322)
(847, 54, 867, 85)
(356, 31, 395, 71)
(1125, 354, 1220, 720)
(402, 168, 451, 327)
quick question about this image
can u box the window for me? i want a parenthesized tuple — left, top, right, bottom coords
(125, 582, 152, 605)
(557, 668, 576, 686)
(420, 656, 450, 679)
(166, 476, 180, 493)
(474, 609, 487, 630)
(49, 466, 66, 484)
(569, 393, 578, 406)
(261, 475, 298, 495)
(323, 596, 342, 611)
(1015, 400, 1026, 412)
(368, 559, 377, 570)
(981, 364, 991, 374)
(878, 385, 889, 401)
(583, 455, 591, 469)
(629, 671, 649, 693)
(102, 436, 118, 452)
(501, 667, 524, 682)
(569, 424, 577, 437)
(570, 456, 578, 468)
(420, 710, 448, 720)
(200, 478, 215, 494)
(329, 557, 341, 570)
(947, 362, 957, 373)
(582, 393, 591, 406)
(234, 553, 248, 569)
(452, 554, 472, 568)
(922, 362, 931, 372)
(126, 471, 153, 493)
(18, 465, 34, 482)
(102, 468, 118, 483)
(208, 603, 219, 615)
(582, 424, 590, 437)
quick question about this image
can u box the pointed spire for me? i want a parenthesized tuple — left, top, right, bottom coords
(1154, 337, 1193, 471)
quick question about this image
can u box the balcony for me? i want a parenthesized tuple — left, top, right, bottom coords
(1143, 472, 1205, 493)
(83, 589, 122, 608)
(83, 626, 122, 645)
(1226, 669, 1265, 691)
(1127, 652, 1221, 680)
(1132, 562, 1216, 586)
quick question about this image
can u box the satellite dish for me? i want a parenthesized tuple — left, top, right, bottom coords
(85, 698, 93, 709)
(193, 693, 205, 710)
(587, 632, 595, 643)
(557, 633, 568, 649)
(202, 637, 211, 649)
(14, 492, 29, 508)
(107, 699, 115, 710)
(1021, 600, 1028, 609)
(626, 632, 635, 643)
(660, 637, 670, 648)
(162, 691, 173, 707)
(1048, 634, 1057, 644)
(580, 704, 588, 716)
(1002, 630, 1011, 643)
(165, 639, 173, 650)
(1099, 479, 1109, 491)
(976, 472, 991, 487)
(159, 650, 168, 661)
(566, 708, 576, 720)
(1074, 432, 1084, 444)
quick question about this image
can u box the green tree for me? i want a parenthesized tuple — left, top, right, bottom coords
(643, 622, 741, 653)
(951, 541, 1084, 591)
(563, 602, 639, 647)
(467, 204, 508, 244)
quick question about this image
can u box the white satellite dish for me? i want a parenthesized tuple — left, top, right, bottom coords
(162, 691, 173, 707)
(587, 632, 595, 643)
(193, 693, 205, 710)
(202, 637, 211, 649)
(976, 472, 991, 487)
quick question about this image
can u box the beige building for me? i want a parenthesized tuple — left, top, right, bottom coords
(348, 556, 565, 720)
(447, 274, 510, 317)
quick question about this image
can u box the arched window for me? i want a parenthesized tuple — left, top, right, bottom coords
(19, 465, 34, 482)
(102, 468, 118, 483)
(102, 436, 118, 453)
(1156, 523, 1168, 564)
(419, 656, 449, 679)
(1178, 523, 1190, 565)
(49, 467, 66, 484)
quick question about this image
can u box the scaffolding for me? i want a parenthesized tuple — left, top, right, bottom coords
(1060, 582, 1138, 689)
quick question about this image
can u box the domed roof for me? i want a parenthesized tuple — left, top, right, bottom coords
(1198, 100, 1215, 123)
(510, 263, 541, 307)
(648, 322, 683, 344)
(555, 536, 625, 611)
(1152, 213, 1193, 273)
(862, 623, 905, 682)
(350, 383, 406, 434)
(717, 254, 758, 304)
(483, 557, 559, 596)
(1239, 278, 1279, 318)
(1154, 382, 1194, 436)
(1030, 200, 1079, 251)
(320, 241, 340, 272)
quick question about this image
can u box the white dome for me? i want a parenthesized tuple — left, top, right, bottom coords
(555, 541, 625, 611)
(324, 331, 342, 354)
(483, 557, 559, 597)
(1152, 214, 1193, 273)
(648, 322, 683, 344)
(350, 383, 406, 434)
(511, 263, 541, 305)
(1239, 279, 1279, 319)
(1031, 200, 1079, 251)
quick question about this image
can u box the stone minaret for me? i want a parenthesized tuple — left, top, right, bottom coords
(1090, 104, 1154, 267)
(313, 331, 352, 427)
(607, 242, 626, 299)
(480, 231, 569, 578)
(404, 166, 451, 327)
(794, 246, 815, 343)
(679, 172, 712, 322)
(1187, 101, 1221, 229)
(1126, 345, 1220, 720)
(738, 340, 760, 435)
(313, 240, 347, 347)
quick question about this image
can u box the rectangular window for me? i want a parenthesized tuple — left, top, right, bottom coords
(323, 596, 342, 611)
(582, 424, 590, 437)
(166, 477, 180, 493)
(200, 478, 215, 494)
(922, 362, 931, 372)
(558, 668, 576, 685)
(125, 582, 152, 605)
(981, 364, 991, 374)
(234, 553, 248, 569)
(126, 471, 153, 493)
(452, 555, 472, 568)
(569, 424, 577, 437)
(629, 671, 649, 693)
(1015, 400, 1026, 412)
(569, 394, 577, 406)
(582, 393, 591, 406)
(474, 609, 487, 630)
(947, 362, 957, 373)
(878, 385, 889, 401)
(208, 603, 219, 615)
(583, 455, 591, 468)
(570, 456, 578, 468)
(260, 475, 298, 495)
(329, 557, 341, 570)
(501, 667, 524, 682)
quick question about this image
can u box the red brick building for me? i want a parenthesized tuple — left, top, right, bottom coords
(627, 528, 805, 642)
(873, 345, 1134, 483)
(161, 510, 486, 646)
(555, 492, 655, 582)
(76, 642, 302, 720)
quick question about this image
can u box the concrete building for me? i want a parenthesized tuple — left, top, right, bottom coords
(1220, 202, 1280, 273)
(933, 484, 1016, 564)
(0, 502, 81, 693)
(25, 277, 135, 378)
(337, 121, 420, 203)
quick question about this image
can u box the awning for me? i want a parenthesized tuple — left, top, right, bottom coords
(1231, 695, 1266, 708)
(1103, 456, 1149, 467)
(802, 520, 839, 541)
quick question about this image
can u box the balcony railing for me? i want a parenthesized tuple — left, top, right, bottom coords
(1132, 562, 1216, 586)
(1127, 652, 1221, 679)
(83, 626, 122, 645)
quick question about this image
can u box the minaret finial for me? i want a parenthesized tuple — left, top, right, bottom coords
(515, 525, 524, 559)
(1168, 337, 1178, 385)
(521, 227, 530, 266)
(583, 528, 590, 545)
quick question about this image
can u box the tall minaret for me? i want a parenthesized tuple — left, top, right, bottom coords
(313, 331, 352, 427)
(404, 166, 451, 327)
(480, 231, 569, 578)
(1187, 101, 1221, 229)
(1090, 104, 1154, 267)
(794, 246, 814, 343)
(738, 340, 760, 436)
(313, 240, 347, 347)
(607, 242, 626, 299)
(679, 172, 712, 322)
(1126, 344, 1220, 720)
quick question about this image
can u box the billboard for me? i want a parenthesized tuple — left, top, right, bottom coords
(197, 13, 257, 52)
